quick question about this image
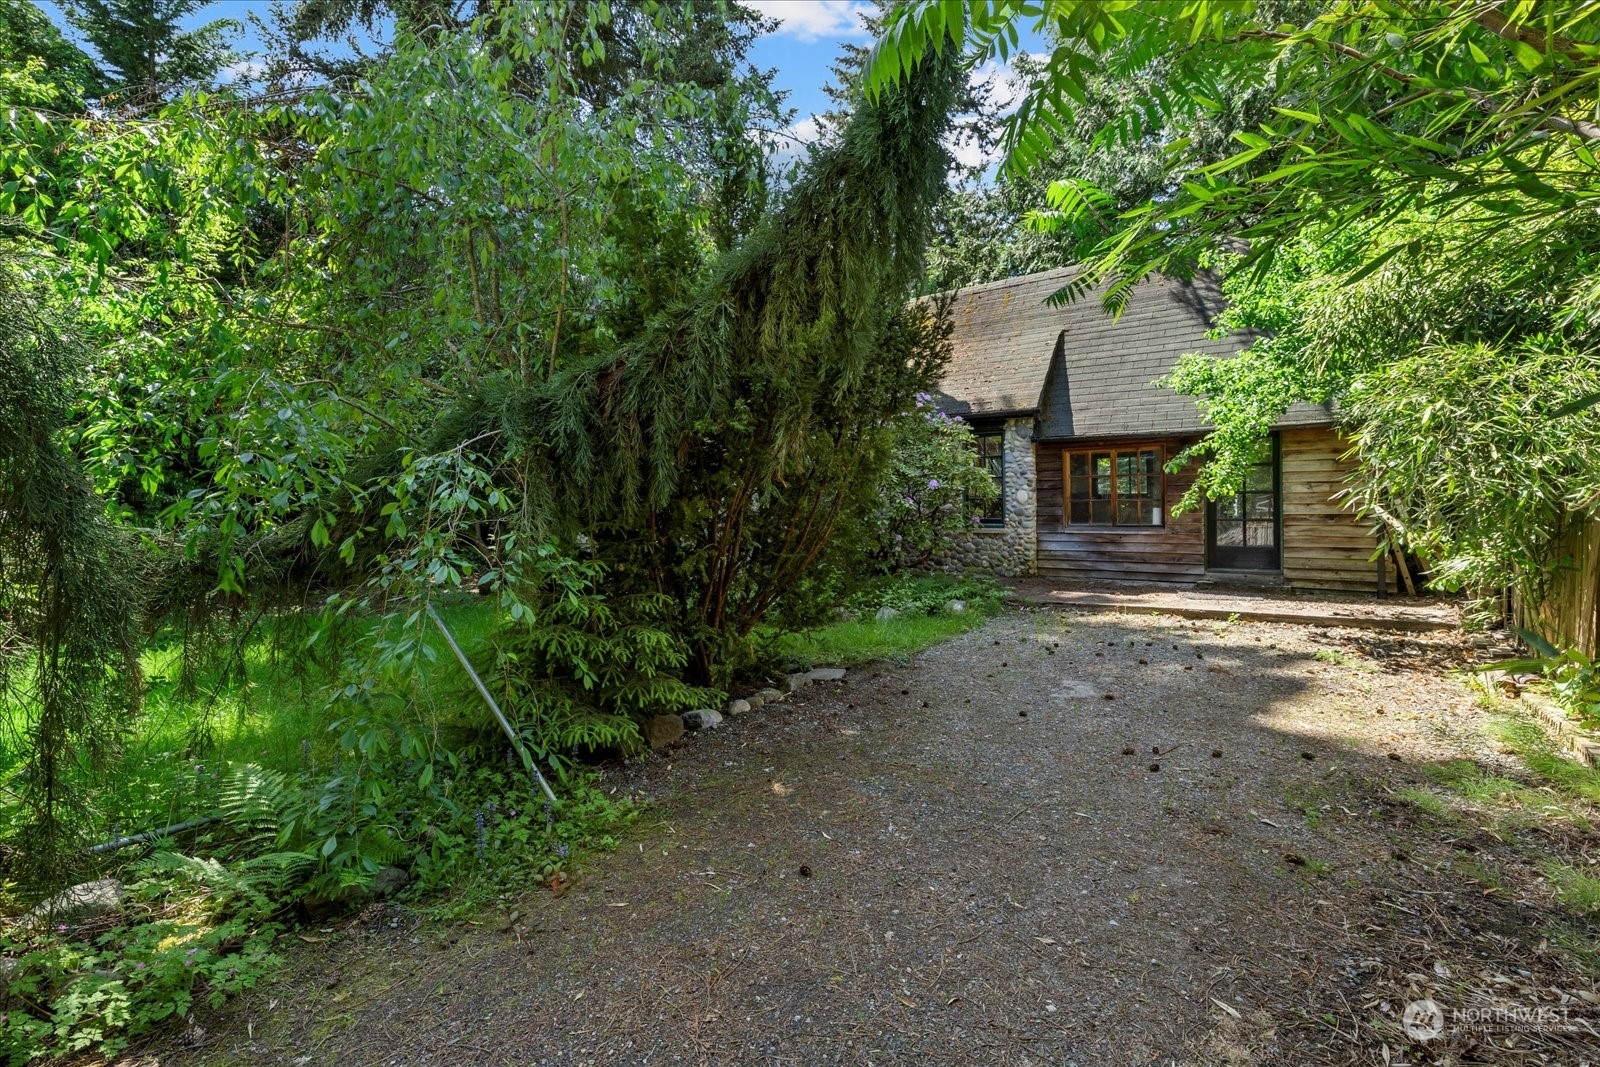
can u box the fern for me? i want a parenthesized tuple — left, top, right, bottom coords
(214, 763, 292, 842)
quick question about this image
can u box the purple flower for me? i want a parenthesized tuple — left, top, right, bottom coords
(928, 479, 940, 490)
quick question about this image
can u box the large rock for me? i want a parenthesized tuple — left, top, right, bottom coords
(370, 866, 411, 899)
(25, 878, 123, 927)
(724, 698, 752, 716)
(302, 883, 367, 921)
(681, 708, 723, 731)
(945, 599, 968, 614)
(874, 606, 900, 622)
(807, 667, 847, 683)
(646, 714, 685, 750)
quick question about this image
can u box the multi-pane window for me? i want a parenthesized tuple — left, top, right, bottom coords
(973, 430, 1004, 527)
(1213, 455, 1276, 549)
(1066, 448, 1162, 526)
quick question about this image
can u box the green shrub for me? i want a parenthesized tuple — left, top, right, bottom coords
(0, 856, 283, 1064)
(1481, 628, 1600, 731)
(482, 546, 721, 764)
(862, 394, 997, 571)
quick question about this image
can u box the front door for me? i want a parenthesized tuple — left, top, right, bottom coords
(1207, 438, 1280, 570)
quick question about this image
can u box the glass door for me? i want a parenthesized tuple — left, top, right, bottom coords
(1207, 438, 1280, 570)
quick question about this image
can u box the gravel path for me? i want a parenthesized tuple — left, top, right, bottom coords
(166, 608, 1599, 1066)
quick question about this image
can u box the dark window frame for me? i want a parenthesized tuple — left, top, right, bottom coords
(971, 426, 1005, 528)
(1206, 433, 1282, 570)
(1064, 446, 1165, 527)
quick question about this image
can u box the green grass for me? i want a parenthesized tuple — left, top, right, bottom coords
(1417, 705, 1600, 927)
(1396, 787, 1449, 817)
(1424, 759, 1567, 813)
(1455, 856, 1508, 895)
(1312, 647, 1373, 671)
(1541, 860, 1600, 915)
(1487, 713, 1600, 805)
(2, 598, 497, 846)
(778, 609, 994, 668)
(775, 573, 1005, 668)
(1546, 920, 1600, 970)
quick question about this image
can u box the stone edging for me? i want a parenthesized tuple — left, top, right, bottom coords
(646, 667, 848, 750)
(1517, 690, 1600, 769)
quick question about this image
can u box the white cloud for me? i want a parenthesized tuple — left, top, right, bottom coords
(744, 0, 871, 42)
(943, 55, 1049, 174)
(770, 113, 824, 171)
(970, 55, 1045, 116)
(221, 59, 265, 84)
(946, 132, 994, 172)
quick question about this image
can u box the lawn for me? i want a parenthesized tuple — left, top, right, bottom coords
(774, 574, 1005, 669)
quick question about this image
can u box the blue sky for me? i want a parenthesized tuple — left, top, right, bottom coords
(37, 1, 875, 113)
(36, 0, 1033, 166)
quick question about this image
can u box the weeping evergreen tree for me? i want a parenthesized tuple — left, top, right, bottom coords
(0, 265, 144, 873)
(497, 49, 965, 681)
(292, 46, 968, 684)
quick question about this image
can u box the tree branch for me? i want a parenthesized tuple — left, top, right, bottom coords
(1472, 5, 1588, 64)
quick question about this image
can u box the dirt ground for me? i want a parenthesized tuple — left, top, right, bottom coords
(156, 608, 1600, 1066)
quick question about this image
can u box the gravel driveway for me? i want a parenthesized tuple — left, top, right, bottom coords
(168, 608, 1599, 1066)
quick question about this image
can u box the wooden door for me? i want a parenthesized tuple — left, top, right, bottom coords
(1207, 439, 1280, 570)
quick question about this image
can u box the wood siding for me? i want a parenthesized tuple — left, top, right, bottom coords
(1033, 427, 1391, 593)
(1035, 437, 1207, 583)
(1279, 427, 1393, 594)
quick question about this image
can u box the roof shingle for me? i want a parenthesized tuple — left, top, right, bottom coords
(927, 266, 1332, 438)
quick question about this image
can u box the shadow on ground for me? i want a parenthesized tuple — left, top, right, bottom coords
(158, 609, 1599, 1066)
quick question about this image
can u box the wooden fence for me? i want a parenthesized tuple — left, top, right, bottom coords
(1525, 515, 1600, 657)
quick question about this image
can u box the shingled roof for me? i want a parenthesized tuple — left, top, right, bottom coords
(929, 266, 1333, 439)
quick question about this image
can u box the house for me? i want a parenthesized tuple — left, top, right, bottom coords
(932, 265, 1395, 594)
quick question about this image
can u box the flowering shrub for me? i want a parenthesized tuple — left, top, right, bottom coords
(865, 394, 998, 570)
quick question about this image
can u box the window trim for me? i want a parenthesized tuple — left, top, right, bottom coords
(1063, 445, 1165, 528)
(972, 426, 1006, 529)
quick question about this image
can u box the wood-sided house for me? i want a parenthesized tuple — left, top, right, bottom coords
(932, 266, 1395, 594)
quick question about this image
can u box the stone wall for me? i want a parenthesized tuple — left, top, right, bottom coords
(939, 417, 1037, 577)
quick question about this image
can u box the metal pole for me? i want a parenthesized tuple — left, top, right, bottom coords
(426, 602, 558, 806)
(87, 816, 220, 855)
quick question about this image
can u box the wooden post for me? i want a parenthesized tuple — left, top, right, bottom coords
(1391, 543, 1416, 597)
